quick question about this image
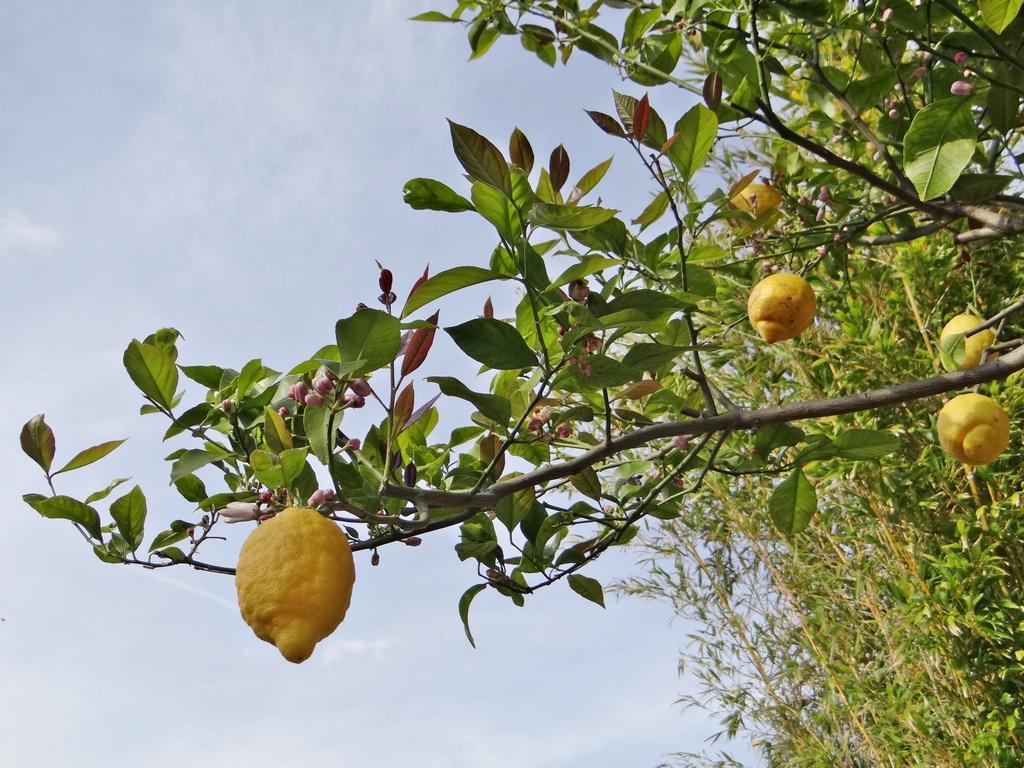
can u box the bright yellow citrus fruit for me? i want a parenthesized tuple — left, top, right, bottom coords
(731, 182, 783, 215)
(235, 506, 355, 663)
(747, 273, 816, 342)
(939, 313, 996, 368)
(936, 393, 1009, 465)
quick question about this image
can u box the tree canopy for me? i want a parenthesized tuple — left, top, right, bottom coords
(20, 0, 1024, 760)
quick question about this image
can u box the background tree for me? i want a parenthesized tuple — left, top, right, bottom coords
(19, 0, 1024, 760)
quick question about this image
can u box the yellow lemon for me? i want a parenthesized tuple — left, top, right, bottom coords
(936, 393, 1009, 465)
(940, 313, 996, 368)
(235, 507, 355, 663)
(747, 273, 816, 342)
(731, 182, 783, 215)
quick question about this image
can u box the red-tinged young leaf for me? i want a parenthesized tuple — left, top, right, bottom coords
(408, 265, 430, 301)
(393, 383, 415, 436)
(404, 393, 441, 432)
(585, 110, 627, 139)
(20, 414, 56, 473)
(633, 93, 651, 140)
(703, 72, 723, 110)
(509, 127, 535, 175)
(661, 132, 679, 155)
(549, 144, 570, 192)
(483, 296, 494, 318)
(401, 311, 440, 376)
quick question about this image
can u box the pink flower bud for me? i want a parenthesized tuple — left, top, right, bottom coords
(532, 406, 552, 424)
(922, 51, 932, 62)
(322, 488, 335, 502)
(403, 536, 422, 547)
(817, 185, 831, 202)
(870, 22, 878, 31)
(579, 360, 593, 377)
(371, 551, 381, 566)
(914, 66, 926, 78)
(818, 246, 827, 258)
(528, 417, 542, 432)
(672, 435, 690, 451)
(259, 490, 273, 503)
(888, 108, 900, 119)
(219, 502, 260, 523)
(568, 279, 591, 302)
(289, 382, 309, 403)
(220, 399, 233, 413)
(307, 489, 327, 507)
(349, 378, 372, 397)
(312, 375, 334, 396)
(304, 392, 324, 408)
(345, 438, 361, 450)
(963, 68, 974, 78)
(881, 7, 893, 21)
(950, 80, 974, 96)
(954, 51, 969, 65)
(343, 393, 365, 408)
(556, 423, 572, 439)
(816, 207, 825, 222)
(278, 406, 290, 419)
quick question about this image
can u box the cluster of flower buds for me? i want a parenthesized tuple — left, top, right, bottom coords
(528, 405, 552, 435)
(378, 268, 396, 308)
(311, 370, 334, 396)
(288, 381, 309, 403)
(307, 488, 336, 507)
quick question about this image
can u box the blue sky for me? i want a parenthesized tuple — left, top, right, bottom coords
(1, 3, 756, 766)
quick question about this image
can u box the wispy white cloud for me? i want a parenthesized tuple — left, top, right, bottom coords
(0, 209, 60, 253)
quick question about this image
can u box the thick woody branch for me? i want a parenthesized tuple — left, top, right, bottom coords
(381, 344, 1024, 510)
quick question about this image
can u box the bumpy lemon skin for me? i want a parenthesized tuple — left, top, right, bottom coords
(940, 313, 996, 368)
(747, 273, 817, 343)
(936, 393, 1010, 465)
(731, 182, 783, 215)
(235, 507, 355, 664)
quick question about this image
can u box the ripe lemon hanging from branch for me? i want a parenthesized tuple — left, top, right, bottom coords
(747, 273, 817, 343)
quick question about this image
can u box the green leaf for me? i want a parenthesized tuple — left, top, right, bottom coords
(402, 178, 475, 212)
(621, 343, 686, 371)
(445, 319, 537, 370)
(568, 574, 606, 607)
(834, 429, 899, 460)
(20, 414, 56, 473)
(448, 120, 512, 197)
(939, 330, 967, 371)
(754, 423, 805, 459)
(123, 339, 178, 409)
(572, 156, 614, 198)
(528, 203, 617, 231)
(426, 377, 512, 426)
(236, 358, 267, 400)
(769, 468, 817, 536)
(979, 0, 1024, 32)
(155, 546, 187, 563)
(53, 439, 126, 476)
(336, 308, 401, 374)
(170, 448, 223, 482)
(250, 450, 285, 489)
(458, 583, 488, 648)
(303, 404, 332, 465)
(548, 257, 622, 290)
(402, 266, 507, 318)
(903, 98, 978, 201)
(174, 474, 208, 503)
(631, 191, 669, 230)
(279, 448, 309, 486)
(687, 244, 729, 264)
(950, 174, 1013, 203)
(180, 364, 226, 389)
(263, 407, 292, 453)
(36, 495, 102, 539)
(410, 11, 457, 22)
(495, 486, 535, 532)
(149, 528, 189, 553)
(669, 104, 718, 181)
(110, 485, 147, 552)
(84, 477, 131, 505)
